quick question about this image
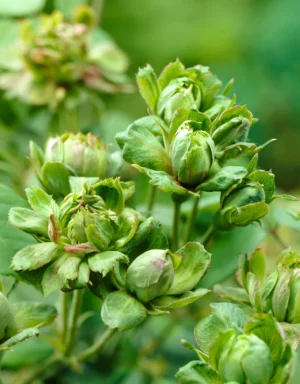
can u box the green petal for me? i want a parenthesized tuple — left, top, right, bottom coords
(101, 291, 148, 330)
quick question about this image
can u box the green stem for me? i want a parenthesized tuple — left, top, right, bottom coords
(17, 354, 60, 384)
(147, 185, 157, 216)
(60, 292, 69, 343)
(183, 195, 200, 244)
(76, 328, 117, 362)
(201, 224, 216, 247)
(91, 0, 104, 25)
(172, 201, 181, 251)
(65, 290, 84, 356)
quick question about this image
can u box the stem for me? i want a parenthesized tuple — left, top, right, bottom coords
(172, 201, 181, 251)
(60, 292, 69, 343)
(76, 328, 117, 362)
(17, 354, 60, 384)
(183, 195, 200, 244)
(147, 185, 157, 216)
(65, 290, 84, 356)
(91, 0, 105, 25)
(201, 224, 215, 247)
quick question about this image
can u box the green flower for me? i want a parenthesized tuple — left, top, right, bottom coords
(0, 8, 132, 109)
(171, 124, 215, 186)
(9, 180, 140, 295)
(216, 182, 270, 229)
(215, 249, 300, 326)
(177, 303, 296, 384)
(30, 132, 108, 197)
(117, 61, 275, 197)
(126, 249, 174, 302)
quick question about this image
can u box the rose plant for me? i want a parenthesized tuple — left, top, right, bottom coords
(0, 54, 298, 384)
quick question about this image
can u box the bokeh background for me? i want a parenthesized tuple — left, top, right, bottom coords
(0, 0, 300, 383)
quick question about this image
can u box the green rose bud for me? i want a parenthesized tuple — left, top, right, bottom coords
(217, 183, 270, 229)
(170, 124, 215, 186)
(157, 77, 201, 124)
(30, 133, 107, 197)
(216, 332, 274, 383)
(126, 249, 174, 303)
(178, 303, 296, 384)
(44, 133, 107, 178)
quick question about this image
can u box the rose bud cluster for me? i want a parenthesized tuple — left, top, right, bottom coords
(176, 303, 296, 384)
(29, 132, 108, 197)
(9, 180, 211, 330)
(215, 248, 300, 326)
(0, 7, 132, 110)
(116, 60, 275, 202)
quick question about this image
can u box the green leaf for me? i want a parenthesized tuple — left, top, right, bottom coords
(0, 0, 45, 16)
(93, 178, 124, 214)
(219, 140, 276, 163)
(222, 78, 235, 96)
(133, 165, 188, 196)
(198, 166, 247, 192)
(0, 292, 17, 341)
(101, 291, 148, 330)
(10, 303, 57, 329)
(118, 217, 168, 261)
(249, 248, 266, 285)
(119, 181, 136, 201)
(151, 288, 210, 309)
(213, 284, 249, 304)
(200, 225, 266, 288)
(25, 186, 57, 218)
(247, 154, 259, 174)
(247, 272, 263, 312)
(272, 267, 291, 322)
(280, 323, 300, 350)
(245, 313, 285, 366)
(115, 120, 172, 172)
(11, 243, 62, 271)
(224, 201, 270, 227)
(0, 185, 35, 276)
(272, 194, 298, 202)
(88, 251, 129, 277)
(176, 360, 223, 384)
(41, 162, 72, 196)
(169, 108, 211, 141)
(9, 207, 49, 237)
(1, 337, 53, 368)
(113, 208, 139, 248)
(195, 303, 248, 353)
(69, 177, 99, 194)
(249, 170, 275, 203)
(41, 254, 69, 297)
(158, 59, 185, 90)
(0, 328, 39, 351)
(167, 242, 211, 295)
(85, 216, 114, 251)
(136, 64, 160, 111)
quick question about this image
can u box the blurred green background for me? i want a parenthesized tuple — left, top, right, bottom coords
(0, 0, 300, 383)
